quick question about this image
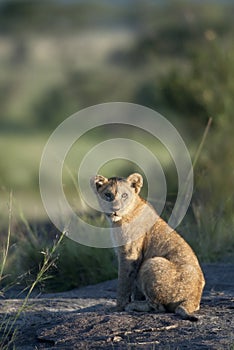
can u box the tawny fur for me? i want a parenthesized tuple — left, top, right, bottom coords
(90, 173, 205, 321)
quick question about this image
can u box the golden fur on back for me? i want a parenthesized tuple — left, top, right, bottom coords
(90, 173, 205, 321)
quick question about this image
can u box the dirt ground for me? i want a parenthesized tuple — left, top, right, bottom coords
(0, 264, 234, 349)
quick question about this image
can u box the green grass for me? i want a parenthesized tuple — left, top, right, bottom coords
(179, 208, 234, 263)
(0, 201, 117, 293)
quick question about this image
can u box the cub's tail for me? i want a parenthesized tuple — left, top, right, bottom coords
(175, 306, 198, 322)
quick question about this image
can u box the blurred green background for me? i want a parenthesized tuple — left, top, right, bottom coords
(0, 0, 234, 292)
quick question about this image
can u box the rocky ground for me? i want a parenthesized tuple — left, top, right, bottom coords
(0, 264, 234, 349)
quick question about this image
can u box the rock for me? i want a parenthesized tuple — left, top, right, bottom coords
(0, 264, 234, 349)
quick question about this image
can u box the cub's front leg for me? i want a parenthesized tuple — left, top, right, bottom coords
(116, 261, 136, 310)
(116, 252, 140, 310)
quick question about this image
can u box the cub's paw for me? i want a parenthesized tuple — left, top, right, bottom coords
(124, 303, 134, 312)
(114, 304, 127, 312)
(125, 301, 152, 312)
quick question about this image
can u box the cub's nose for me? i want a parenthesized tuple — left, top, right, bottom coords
(104, 192, 115, 202)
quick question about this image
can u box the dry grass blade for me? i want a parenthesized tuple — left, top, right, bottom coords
(0, 192, 13, 283)
(192, 117, 212, 169)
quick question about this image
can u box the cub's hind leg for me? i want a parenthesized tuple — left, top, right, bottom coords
(138, 257, 177, 310)
(138, 257, 200, 321)
(125, 257, 174, 313)
(124, 258, 169, 313)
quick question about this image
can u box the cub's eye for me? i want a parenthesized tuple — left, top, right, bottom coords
(104, 193, 114, 201)
(121, 193, 128, 199)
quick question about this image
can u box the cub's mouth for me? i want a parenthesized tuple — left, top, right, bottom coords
(107, 211, 122, 222)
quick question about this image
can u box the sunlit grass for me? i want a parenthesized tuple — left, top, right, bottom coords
(0, 195, 67, 349)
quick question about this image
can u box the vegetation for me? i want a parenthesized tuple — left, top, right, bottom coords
(0, 0, 234, 297)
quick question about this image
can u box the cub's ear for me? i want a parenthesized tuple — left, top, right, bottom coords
(127, 173, 143, 194)
(90, 175, 108, 192)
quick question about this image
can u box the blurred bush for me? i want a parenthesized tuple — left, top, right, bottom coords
(1, 220, 117, 292)
(159, 45, 234, 126)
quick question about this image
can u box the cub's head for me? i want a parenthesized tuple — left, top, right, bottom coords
(90, 173, 143, 222)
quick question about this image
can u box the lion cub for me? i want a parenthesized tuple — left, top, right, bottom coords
(90, 173, 205, 321)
